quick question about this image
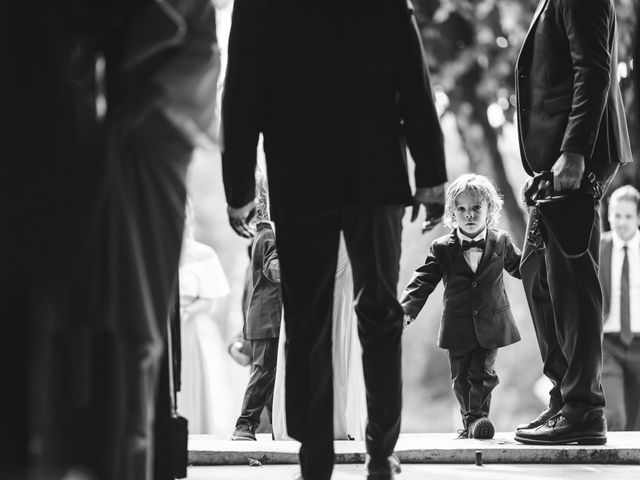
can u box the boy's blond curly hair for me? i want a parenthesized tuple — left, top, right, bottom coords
(443, 174, 503, 230)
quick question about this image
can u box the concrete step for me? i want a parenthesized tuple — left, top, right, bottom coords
(189, 432, 640, 466)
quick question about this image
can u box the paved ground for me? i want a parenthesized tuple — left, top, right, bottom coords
(187, 463, 640, 480)
(189, 432, 640, 465)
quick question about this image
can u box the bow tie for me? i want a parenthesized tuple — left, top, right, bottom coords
(461, 239, 485, 251)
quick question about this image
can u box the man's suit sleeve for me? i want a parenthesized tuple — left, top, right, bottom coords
(400, 242, 443, 318)
(396, 2, 447, 188)
(221, 0, 265, 208)
(558, 0, 613, 160)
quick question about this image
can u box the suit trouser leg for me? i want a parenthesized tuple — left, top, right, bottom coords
(602, 335, 626, 430)
(448, 349, 472, 427)
(520, 221, 566, 413)
(467, 348, 498, 422)
(276, 215, 340, 480)
(342, 205, 404, 460)
(545, 202, 604, 422)
(236, 338, 279, 428)
(623, 338, 640, 430)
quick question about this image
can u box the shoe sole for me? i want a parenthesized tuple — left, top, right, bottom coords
(230, 435, 257, 441)
(514, 434, 607, 445)
(471, 419, 495, 440)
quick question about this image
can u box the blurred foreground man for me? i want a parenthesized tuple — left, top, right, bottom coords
(2, 1, 219, 479)
(222, 1, 447, 479)
(514, 0, 632, 445)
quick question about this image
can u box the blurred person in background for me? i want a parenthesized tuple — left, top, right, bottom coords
(2, 1, 219, 479)
(598, 185, 640, 431)
(178, 199, 232, 434)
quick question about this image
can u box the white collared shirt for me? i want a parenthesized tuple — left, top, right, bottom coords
(605, 229, 640, 333)
(457, 228, 487, 274)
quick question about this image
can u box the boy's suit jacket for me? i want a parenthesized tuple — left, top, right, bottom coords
(244, 222, 282, 340)
(401, 228, 522, 350)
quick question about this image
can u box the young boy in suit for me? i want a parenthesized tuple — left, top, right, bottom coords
(599, 185, 640, 431)
(232, 174, 282, 441)
(401, 174, 522, 439)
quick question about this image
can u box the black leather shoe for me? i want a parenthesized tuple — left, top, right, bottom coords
(516, 406, 560, 431)
(514, 414, 607, 445)
(365, 453, 401, 480)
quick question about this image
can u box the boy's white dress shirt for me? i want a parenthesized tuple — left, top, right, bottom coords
(457, 228, 487, 274)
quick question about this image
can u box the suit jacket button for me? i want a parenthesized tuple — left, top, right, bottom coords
(473, 309, 479, 316)
(472, 281, 478, 288)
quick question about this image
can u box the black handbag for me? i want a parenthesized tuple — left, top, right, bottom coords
(167, 312, 189, 478)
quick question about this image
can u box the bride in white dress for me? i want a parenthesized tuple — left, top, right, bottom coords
(272, 232, 367, 440)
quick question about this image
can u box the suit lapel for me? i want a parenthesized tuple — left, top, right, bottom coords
(516, 0, 550, 70)
(475, 229, 495, 274)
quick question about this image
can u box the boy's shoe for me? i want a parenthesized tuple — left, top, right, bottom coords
(469, 418, 495, 439)
(231, 423, 257, 441)
(456, 428, 468, 439)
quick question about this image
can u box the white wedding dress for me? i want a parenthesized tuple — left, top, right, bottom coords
(272, 233, 367, 440)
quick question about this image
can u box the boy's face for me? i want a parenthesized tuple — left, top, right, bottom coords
(609, 199, 640, 242)
(454, 192, 488, 238)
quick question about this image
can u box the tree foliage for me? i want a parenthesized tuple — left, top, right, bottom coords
(413, 0, 639, 240)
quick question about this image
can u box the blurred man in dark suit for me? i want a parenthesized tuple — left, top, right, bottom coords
(221, 1, 446, 478)
(2, 1, 219, 479)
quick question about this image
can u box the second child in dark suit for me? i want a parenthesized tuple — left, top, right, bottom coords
(232, 176, 282, 441)
(401, 174, 522, 439)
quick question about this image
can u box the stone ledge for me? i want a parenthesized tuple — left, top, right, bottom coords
(188, 432, 640, 466)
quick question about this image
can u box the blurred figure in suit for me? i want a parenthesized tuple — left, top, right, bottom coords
(2, 1, 219, 479)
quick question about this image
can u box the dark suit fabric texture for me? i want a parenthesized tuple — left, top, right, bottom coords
(401, 228, 521, 427)
(221, 1, 447, 479)
(516, 0, 632, 425)
(598, 232, 640, 431)
(401, 228, 522, 351)
(2, 2, 219, 479)
(244, 222, 282, 340)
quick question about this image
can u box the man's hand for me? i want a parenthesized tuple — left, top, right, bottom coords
(411, 184, 445, 233)
(228, 201, 256, 238)
(551, 152, 585, 192)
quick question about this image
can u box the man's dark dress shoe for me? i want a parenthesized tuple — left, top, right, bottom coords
(516, 406, 560, 431)
(514, 414, 607, 445)
(365, 453, 401, 480)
